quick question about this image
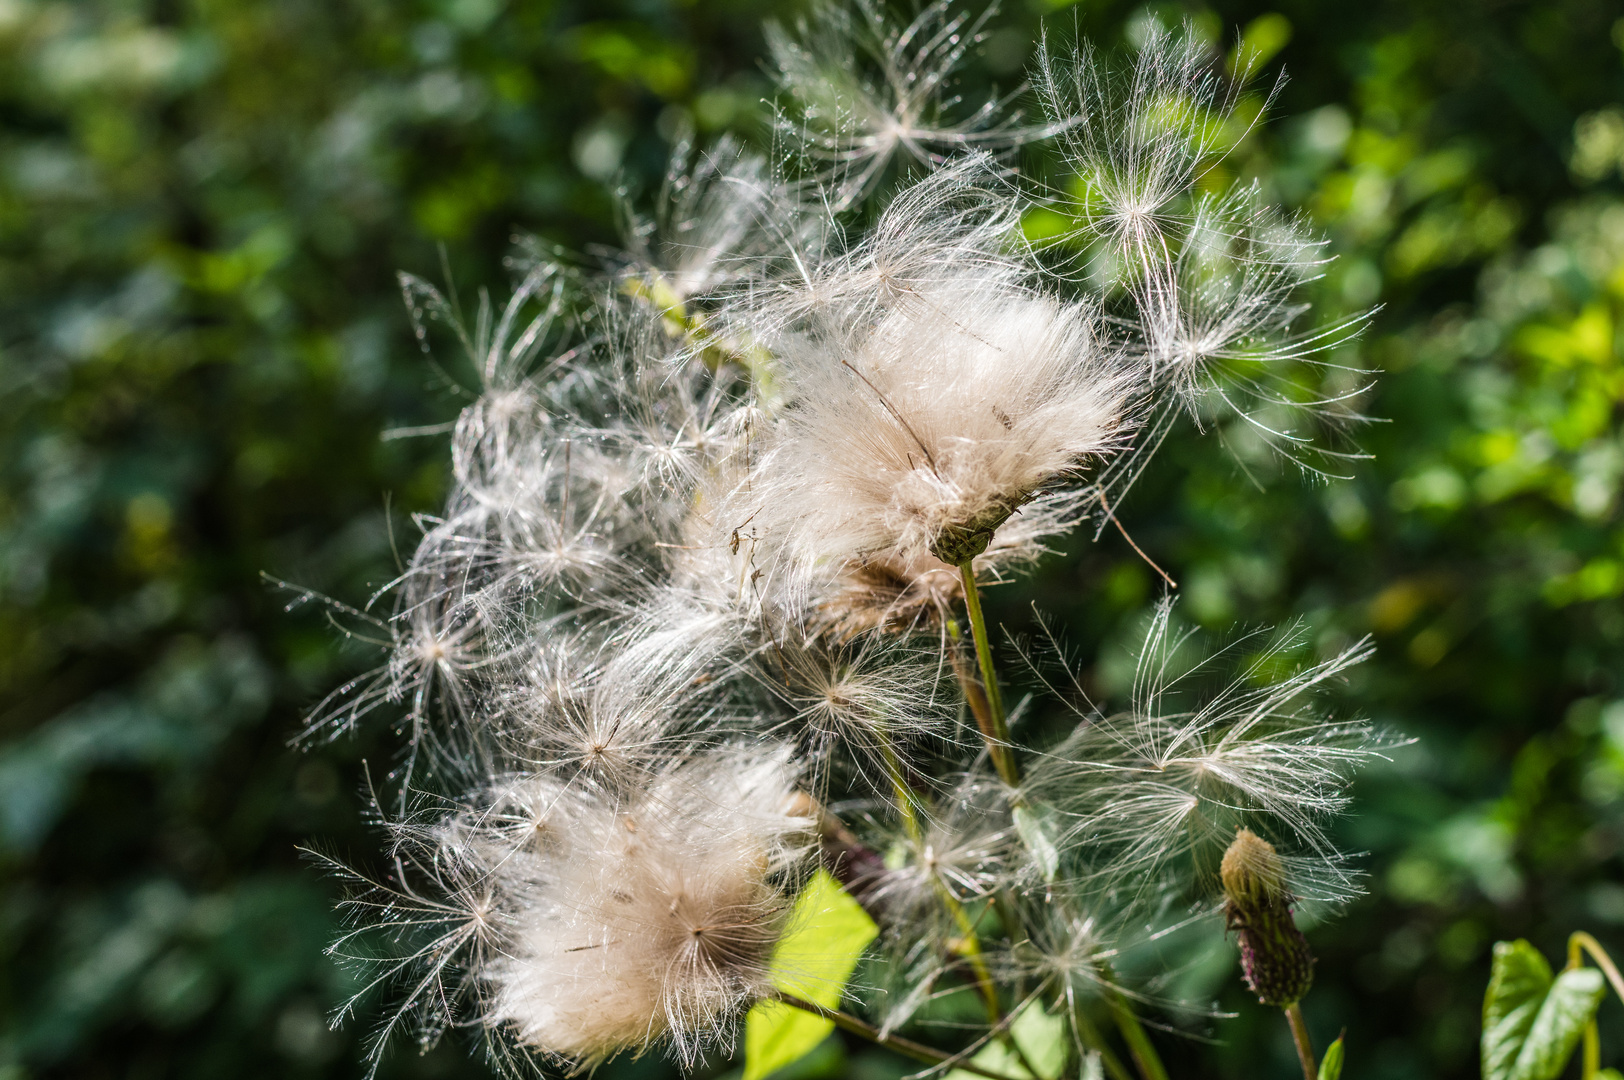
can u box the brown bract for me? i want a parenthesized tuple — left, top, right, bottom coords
(812, 553, 965, 639)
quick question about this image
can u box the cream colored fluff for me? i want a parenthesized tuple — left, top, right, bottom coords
(484, 746, 812, 1065)
(752, 276, 1136, 587)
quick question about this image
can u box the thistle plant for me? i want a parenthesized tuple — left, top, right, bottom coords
(302, 7, 1391, 1079)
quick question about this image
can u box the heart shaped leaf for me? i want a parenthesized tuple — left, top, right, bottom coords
(1482, 939, 1606, 1080)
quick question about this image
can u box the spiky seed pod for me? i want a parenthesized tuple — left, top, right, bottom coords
(1221, 828, 1314, 1007)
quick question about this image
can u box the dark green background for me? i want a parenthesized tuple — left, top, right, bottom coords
(3, 0, 1623, 1077)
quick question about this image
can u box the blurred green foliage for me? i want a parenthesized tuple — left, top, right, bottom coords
(1, 0, 1623, 1078)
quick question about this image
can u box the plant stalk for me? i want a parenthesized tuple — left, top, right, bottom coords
(1102, 983, 1170, 1080)
(1067, 994, 1136, 1080)
(1285, 1003, 1316, 1080)
(878, 735, 924, 844)
(773, 993, 1022, 1080)
(1569, 931, 1624, 1003)
(957, 562, 1018, 788)
(1567, 931, 1622, 1080)
(943, 892, 1003, 1025)
(946, 619, 997, 740)
(879, 728, 1006, 1033)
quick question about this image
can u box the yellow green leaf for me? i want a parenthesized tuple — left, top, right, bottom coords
(743, 870, 878, 1080)
(946, 1001, 1068, 1080)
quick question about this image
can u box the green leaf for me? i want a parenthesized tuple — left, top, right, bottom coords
(1520, 969, 1607, 1079)
(1482, 940, 1608, 1080)
(1317, 1034, 1344, 1080)
(946, 1001, 1067, 1080)
(743, 1001, 832, 1080)
(743, 870, 878, 1080)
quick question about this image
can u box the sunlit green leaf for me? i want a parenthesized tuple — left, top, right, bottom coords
(1482, 939, 1607, 1080)
(743, 870, 877, 1080)
(946, 1001, 1067, 1080)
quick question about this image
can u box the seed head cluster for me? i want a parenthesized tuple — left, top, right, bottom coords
(303, 7, 1387, 1076)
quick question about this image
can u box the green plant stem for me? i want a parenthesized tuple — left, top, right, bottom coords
(957, 562, 1018, 788)
(1569, 931, 1624, 1003)
(1285, 1004, 1316, 1080)
(878, 736, 923, 844)
(1067, 995, 1136, 1080)
(946, 618, 997, 743)
(944, 893, 1003, 1024)
(1567, 932, 1621, 1080)
(773, 993, 1022, 1080)
(1102, 983, 1170, 1080)
(877, 730, 1007, 1036)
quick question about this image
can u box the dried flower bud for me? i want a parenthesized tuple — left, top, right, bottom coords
(1221, 828, 1314, 1007)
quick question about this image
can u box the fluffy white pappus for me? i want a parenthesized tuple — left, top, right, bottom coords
(748, 275, 1138, 592)
(315, 806, 514, 1075)
(304, 8, 1391, 1074)
(490, 602, 754, 792)
(758, 631, 959, 790)
(1136, 188, 1310, 384)
(296, 576, 509, 797)
(767, 0, 1048, 209)
(807, 552, 968, 640)
(1031, 26, 1372, 485)
(1032, 24, 1262, 282)
(997, 887, 1126, 1002)
(483, 743, 815, 1066)
(1026, 603, 1392, 906)
(418, 293, 771, 630)
(724, 155, 1027, 345)
(623, 136, 823, 306)
(866, 771, 1013, 914)
(843, 771, 1013, 1035)
(598, 358, 755, 507)
(427, 442, 641, 614)
(399, 259, 575, 393)
(1124, 184, 1374, 479)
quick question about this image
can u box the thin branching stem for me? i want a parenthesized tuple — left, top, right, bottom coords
(1102, 980, 1171, 1080)
(1568, 930, 1624, 1080)
(946, 618, 996, 739)
(879, 732, 925, 844)
(879, 724, 1006, 1032)
(773, 993, 1023, 1080)
(945, 895, 1004, 1027)
(958, 562, 1018, 787)
(1067, 993, 1136, 1080)
(1569, 932, 1624, 1003)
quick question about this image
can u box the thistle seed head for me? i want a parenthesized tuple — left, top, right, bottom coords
(309, 11, 1384, 1076)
